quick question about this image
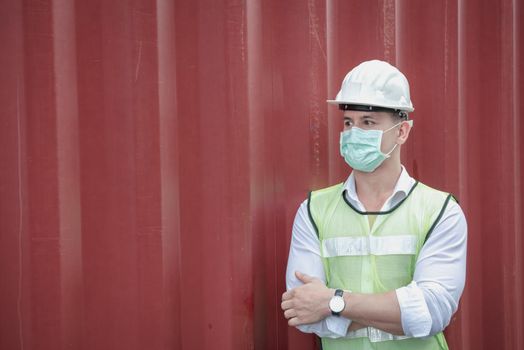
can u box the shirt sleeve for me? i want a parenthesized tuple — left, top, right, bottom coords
(396, 200, 468, 337)
(285, 200, 352, 338)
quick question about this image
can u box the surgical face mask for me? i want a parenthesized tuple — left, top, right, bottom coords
(339, 122, 402, 172)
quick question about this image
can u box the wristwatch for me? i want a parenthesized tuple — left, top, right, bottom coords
(328, 289, 345, 316)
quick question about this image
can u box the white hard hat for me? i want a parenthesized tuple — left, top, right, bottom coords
(327, 60, 414, 113)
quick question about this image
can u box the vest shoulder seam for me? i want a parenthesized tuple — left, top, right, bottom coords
(423, 193, 454, 244)
(310, 182, 345, 196)
(307, 191, 320, 238)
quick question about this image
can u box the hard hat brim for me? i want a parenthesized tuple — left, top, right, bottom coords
(326, 100, 414, 113)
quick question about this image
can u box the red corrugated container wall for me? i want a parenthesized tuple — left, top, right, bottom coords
(0, 0, 522, 349)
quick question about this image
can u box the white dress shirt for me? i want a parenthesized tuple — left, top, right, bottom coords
(285, 166, 467, 338)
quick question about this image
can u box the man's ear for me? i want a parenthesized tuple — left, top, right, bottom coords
(397, 120, 412, 145)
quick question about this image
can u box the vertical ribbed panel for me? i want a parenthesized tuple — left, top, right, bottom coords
(52, 1, 83, 349)
(0, 1, 523, 349)
(156, 0, 181, 349)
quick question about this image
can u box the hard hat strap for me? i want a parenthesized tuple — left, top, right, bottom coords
(339, 103, 395, 112)
(339, 104, 408, 119)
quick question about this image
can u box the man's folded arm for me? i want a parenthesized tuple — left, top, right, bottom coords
(285, 201, 351, 338)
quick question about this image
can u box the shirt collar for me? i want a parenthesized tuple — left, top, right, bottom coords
(343, 165, 416, 210)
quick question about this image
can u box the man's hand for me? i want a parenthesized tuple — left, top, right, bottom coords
(281, 271, 333, 326)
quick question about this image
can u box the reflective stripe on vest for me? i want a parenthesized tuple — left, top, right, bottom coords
(347, 327, 409, 343)
(322, 235, 417, 257)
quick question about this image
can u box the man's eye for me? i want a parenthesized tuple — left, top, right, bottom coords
(364, 120, 374, 125)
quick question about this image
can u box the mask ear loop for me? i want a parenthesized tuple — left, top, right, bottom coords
(384, 143, 398, 157)
(383, 121, 405, 133)
(386, 119, 413, 136)
(382, 120, 407, 157)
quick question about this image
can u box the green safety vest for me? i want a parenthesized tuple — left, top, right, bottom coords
(308, 181, 455, 350)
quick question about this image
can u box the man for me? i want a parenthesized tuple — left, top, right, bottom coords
(281, 60, 467, 350)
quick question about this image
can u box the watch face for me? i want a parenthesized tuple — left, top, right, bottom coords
(329, 296, 345, 313)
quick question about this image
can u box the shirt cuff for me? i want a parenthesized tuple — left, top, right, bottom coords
(396, 281, 432, 337)
(324, 315, 352, 338)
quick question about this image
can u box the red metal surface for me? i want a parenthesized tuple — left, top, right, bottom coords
(0, 0, 523, 349)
